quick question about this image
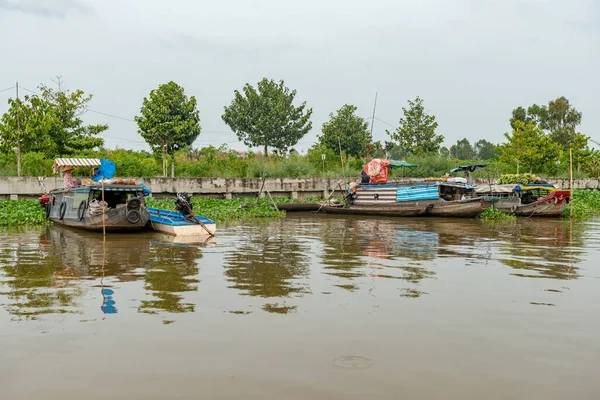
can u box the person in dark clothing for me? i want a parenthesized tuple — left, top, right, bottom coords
(361, 169, 370, 184)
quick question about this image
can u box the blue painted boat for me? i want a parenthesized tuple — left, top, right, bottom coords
(147, 207, 216, 237)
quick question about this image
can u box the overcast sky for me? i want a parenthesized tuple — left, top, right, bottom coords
(1, 0, 598, 153)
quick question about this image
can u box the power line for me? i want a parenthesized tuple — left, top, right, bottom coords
(87, 109, 135, 122)
(374, 117, 397, 129)
(19, 86, 40, 95)
(0, 86, 15, 94)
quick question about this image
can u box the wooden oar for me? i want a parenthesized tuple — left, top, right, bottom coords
(317, 180, 344, 213)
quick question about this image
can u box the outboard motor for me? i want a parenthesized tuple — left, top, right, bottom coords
(175, 192, 194, 219)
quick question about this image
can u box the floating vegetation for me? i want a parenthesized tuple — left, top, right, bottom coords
(0, 200, 50, 226)
(145, 197, 285, 222)
(479, 207, 516, 222)
(563, 189, 600, 218)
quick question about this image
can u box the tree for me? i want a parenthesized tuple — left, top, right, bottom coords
(474, 139, 498, 160)
(570, 132, 594, 174)
(449, 138, 475, 160)
(136, 81, 201, 177)
(510, 97, 582, 149)
(318, 104, 371, 158)
(39, 78, 107, 157)
(0, 95, 54, 176)
(222, 78, 312, 156)
(439, 146, 450, 158)
(386, 96, 443, 155)
(499, 120, 560, 174)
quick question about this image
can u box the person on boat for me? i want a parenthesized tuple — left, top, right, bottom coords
(62, 166, 81, 188)
(361, 169, 370, 184)
(465, 171, 473, 184)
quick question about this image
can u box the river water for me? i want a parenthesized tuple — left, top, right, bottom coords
(0, 214, 598, 399)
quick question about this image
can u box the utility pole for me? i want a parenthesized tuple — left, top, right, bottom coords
(369, 92, 378, 139)
(16, 81, 21, 177)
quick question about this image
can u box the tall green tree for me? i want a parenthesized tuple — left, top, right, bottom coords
(386, 96, 443, 155)
(510, 97, 582, 149)
(449, 138, 475, 160)
(136, 81, 201, 177)
(474, 139, 498, 160)
(39, 80, 107, 157)
(0, 95, 54, 176)
(222, 78, 312, 156)
(318, 104, 371, 158)
(499, 120, 560, 174)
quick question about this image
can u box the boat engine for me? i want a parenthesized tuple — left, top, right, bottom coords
(175, 192, 194, 219)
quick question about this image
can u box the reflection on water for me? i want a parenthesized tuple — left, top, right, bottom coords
(1, 216, 599, 399)
(0, 215, 591, 320)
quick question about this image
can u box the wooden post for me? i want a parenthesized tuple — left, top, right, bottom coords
(102, 176, 106, 236)
(570, 148, 573, 218)
(266, 190, 279, 212)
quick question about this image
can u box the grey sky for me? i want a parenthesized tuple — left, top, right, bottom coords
(1, 0, 598, 152)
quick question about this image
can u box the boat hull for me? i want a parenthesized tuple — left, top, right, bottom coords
(149, 220, 216, 236)
(488, 190, 569, 217)
(50, 205, 149, 231)
(147, 207, 217, 237)
(322, 198, 487, 218)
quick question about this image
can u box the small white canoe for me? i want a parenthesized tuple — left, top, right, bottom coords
(148, 208, 216, 237)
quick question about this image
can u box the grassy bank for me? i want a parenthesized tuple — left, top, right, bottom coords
(0, 200, 49, 226)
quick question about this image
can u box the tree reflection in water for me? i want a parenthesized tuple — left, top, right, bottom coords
(0, 227, 85, 319)
(138, 242, 203, 314)
(223, 221, 310, 313)
(493, 219, 584, 280)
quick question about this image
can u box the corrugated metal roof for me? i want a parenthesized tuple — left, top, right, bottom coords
(53, 158, 101, 173)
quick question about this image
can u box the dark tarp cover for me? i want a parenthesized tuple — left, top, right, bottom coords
(450, 164, 488, 173)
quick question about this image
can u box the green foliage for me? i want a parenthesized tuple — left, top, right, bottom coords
(450, 138, 475, 160)
(0, 95, 55, 176)
(497, 173, 537, 184)
(510, 97, 582, 149)
(222, 78, 312, 156)
(386, 96, 443, 155)
(474, 139, 498, 160)
(563, 189, 600, 218)
(135, 81, 201, 177)
(0, 200, 50, 225)
(145, 197, 285, 222)
(498, 120, 561, 174)
(319, 104, 371, 157)
(40, 80, 107, 156)
(479, 207, 516, 222)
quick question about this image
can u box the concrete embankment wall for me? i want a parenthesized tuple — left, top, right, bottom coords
(1, 176, 599, 200)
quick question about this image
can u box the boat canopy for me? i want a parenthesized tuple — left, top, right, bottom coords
(388, 159, 418, 169)
(475, 184, 515, 194)
(364, 158, 418, 184)
(450, 164, 488, 173)
(53, 158, 101, 173)
(514, 184, 558, 191)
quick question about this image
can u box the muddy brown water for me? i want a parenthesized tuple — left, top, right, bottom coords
(0, 214, 599, 399)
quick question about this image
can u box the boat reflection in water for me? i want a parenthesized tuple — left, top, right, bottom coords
(0, 216, 586, 319)
(0, 226, 207, 320)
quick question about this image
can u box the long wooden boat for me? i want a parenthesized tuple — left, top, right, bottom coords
(322, 182, 488, 218)
(475, 184, 569, 217)
(42, 184, 150, 232)
(276, 202, 321, 211)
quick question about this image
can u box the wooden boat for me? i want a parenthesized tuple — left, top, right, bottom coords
(148, 208, 216, 237)
(147, 193, 216, 237)
(276, 202, 321, 211)
(322, 182, 488, 218)
(43, 184, 150, 232)
(475, 184, 570, 217)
